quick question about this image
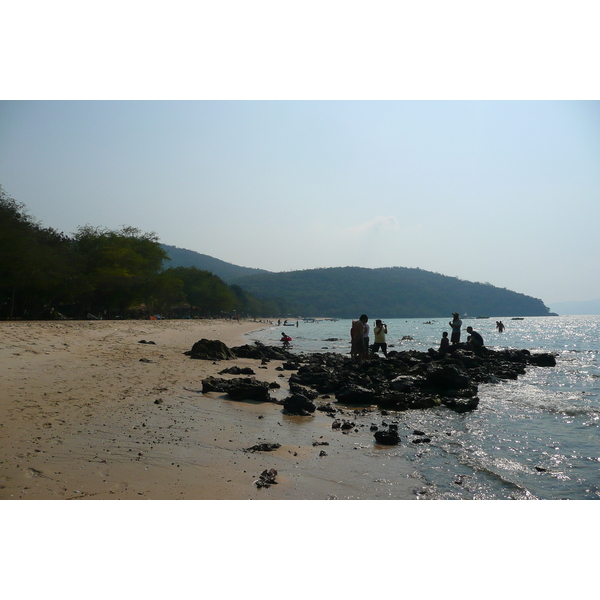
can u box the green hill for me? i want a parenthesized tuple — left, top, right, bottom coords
(233, 266, 552, 318)
(161, 244, 271, 283)
(161, 245, 553, 318)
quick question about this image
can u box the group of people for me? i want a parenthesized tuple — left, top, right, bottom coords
(438, 312, 485, 354)
(282, 311, 500, 357)
(351, 315, 388, 359)
(350, 312, 492, 360)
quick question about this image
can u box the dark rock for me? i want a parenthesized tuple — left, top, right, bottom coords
(390, 375, 426, 392)
(188, 339, 236, 360)
(529, 353, 557, 367)
(425, 364, 471, 391)
(282, 361, 301, 370)
(283, 393, 316, 416)
(404, 394, 440, 409)
(219, 365, 255, 375)
(374, 429, 400, 445)
(376, 392, 410, 411)
(441, 396, 480, 413)
(231, 343, 293, 361)
(245, 442, 281, 452)
(290, 365, 342, 394)
(335, 384, 376, 405)
(255, 468, 278, 488)
(289, 382, 319, 399)
(449, 350, 484, 369)
(201, 376, 273, 402)
(493, 368, 520, 380)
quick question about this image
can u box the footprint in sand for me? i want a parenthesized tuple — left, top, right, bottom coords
(108, 482, 129, 494)
(23, 468, 44, 478)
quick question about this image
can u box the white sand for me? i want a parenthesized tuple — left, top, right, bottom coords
(0, 318, 417, 500)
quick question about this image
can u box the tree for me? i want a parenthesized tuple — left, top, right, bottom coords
(0, 186, 81, 318)
(164, 266, 236, 315)
(73, 225, 169, 315)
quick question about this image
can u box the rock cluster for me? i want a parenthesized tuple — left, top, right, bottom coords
(186, 339, 236, 360)
(255, 468, 278, 489)
(245, 442, 281, 452)
(191, 339, 556, 419)
(201, 376, 273, 402)
(288, 347, 556, 414)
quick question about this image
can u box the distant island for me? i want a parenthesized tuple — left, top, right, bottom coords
(162, 245, 554, 319)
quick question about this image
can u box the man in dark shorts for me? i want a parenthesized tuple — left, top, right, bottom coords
(466, 326, 485, 354)
(372, 319, 388, 357)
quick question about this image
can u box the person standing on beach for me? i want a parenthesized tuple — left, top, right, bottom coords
(449, 313, 462, 344)
(363, 316, 370, 356)
(372, 319, 388, 357)
(351, 314, 368, 359)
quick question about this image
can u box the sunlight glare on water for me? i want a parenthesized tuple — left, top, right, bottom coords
(246, 315, 600, 499)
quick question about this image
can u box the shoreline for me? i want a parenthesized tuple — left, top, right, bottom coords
(0, 319, 417, 500)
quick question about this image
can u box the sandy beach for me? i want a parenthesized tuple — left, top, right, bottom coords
(0, 318, 418, 500)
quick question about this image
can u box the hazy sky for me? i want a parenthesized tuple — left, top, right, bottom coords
(1, 100, 598, 306)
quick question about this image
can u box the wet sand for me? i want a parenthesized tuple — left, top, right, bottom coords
(0, 319, 418, 500)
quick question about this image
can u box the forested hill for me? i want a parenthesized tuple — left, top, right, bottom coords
(1, 184, 551, 321)
(233, 266, 553, 318)
(161, 244, 271, 283)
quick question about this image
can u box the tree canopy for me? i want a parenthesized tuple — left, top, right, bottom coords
(0, 186, 276, 319)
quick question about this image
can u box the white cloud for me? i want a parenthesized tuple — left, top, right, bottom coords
(345, 216, 398, 237)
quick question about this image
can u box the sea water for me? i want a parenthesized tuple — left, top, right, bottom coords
(246, 315, 600, 499)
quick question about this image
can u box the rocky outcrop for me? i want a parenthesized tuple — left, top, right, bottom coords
(187, 339, 296, 362)
(283, 392, 316, 416)
(201, 376, 273, 402)
(187, 339, 236, 360)
(230, 342, 294, 361)
(288, 347, 557, 414)
(193, 339, 556, 416)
